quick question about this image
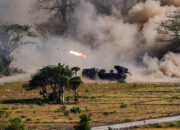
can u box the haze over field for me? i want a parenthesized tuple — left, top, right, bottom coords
(0, 0, 180, 82)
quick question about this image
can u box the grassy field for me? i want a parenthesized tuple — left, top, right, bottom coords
(0, 82, 179, 129)
(136, 121, 180, 129)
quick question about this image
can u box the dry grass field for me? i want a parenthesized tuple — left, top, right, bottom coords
(0, 82, 179, 129)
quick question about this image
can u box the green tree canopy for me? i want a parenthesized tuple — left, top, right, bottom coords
(27, 63, 82, 104)
(74, 114, 91, 130)
(70, 76, 82, 104)
(0, 24, 34, 76)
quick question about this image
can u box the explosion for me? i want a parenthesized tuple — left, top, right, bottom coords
(67, 50, 87, 58)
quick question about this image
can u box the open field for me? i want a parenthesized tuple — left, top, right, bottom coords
(136, 120, 180, 129)
(0, 82, 179, 129)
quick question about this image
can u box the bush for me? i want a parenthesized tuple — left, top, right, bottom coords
(74, 114, 91, 130)
(20, 115, 26, 119)
(25, 118, 32, 122)
(12, 106, 18, 110)
(169, 122, 176, 127)
(70, 106, 81, 114)
(120, 102, 128, 108)
(36, 99, 44, 106)
(64, 110, 70, 117)
(5, 117, 26, 130)
(103, 111, 116, 116)
(151, 123, 163, 128)
(85, 89, 89, 93)
(57, 105, 67, 112)
(108, 127, 113, 130)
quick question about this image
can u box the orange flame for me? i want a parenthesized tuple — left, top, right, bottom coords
(68, 50, 87, 58)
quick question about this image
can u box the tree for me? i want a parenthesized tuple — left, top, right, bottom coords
(27, 63, 77, 104)
(158, 9, 180, 42)
(71, 67, 80, 76)
(74, 114, 91, 130)
(0, 24, 34, 76)
(157, 9, 180, 56)
(70, 76, 82, 104)
(35, 21, 67, 39)
(35, 0, 77, 24)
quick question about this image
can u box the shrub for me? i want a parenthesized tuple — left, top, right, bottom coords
(5, 117, 26, 130)
(12, 106, 18, 110)
(120, 102, 128, 108)
(108, 127, 113, 130)
(103, 111, 116, 116)
(74, 114, 91, 130)
(36, 99, 44, 106)
(85, 89, 89, 93)
(64, 110, 70, 117)
(151, 123, 163, 128)
(70, 106, 81, 114)
(169, 122, 176, 127)
(58, 105, 67, 112)
(25, 118, 32, 122)
(20, 115, 26, 119)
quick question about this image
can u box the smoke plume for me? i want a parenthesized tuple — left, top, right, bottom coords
(1, 0, 180, 82)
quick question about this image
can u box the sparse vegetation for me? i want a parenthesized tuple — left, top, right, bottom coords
(25, 118, 32, 122)
(0, 82, 179, 129)
(58, 105, 67, 112)
(120, 102, 128, 108)
(5, 117, 26, 130)
(137, 121, 180, 129)
(103, 111, 117, 116)
(70, 106, 81, 114)
(64, 110, 70, 117)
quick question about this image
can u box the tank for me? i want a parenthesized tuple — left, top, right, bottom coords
(82, 65, 130, 80)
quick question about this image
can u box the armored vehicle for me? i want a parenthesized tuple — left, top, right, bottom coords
(82, 66, 130, 80)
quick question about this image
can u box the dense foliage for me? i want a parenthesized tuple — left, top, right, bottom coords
(26, 63, 82, 104)
(74, 114, 91, 130)
(0, 24, 33, 76)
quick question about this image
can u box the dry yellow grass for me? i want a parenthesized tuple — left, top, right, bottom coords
(0, 82, 179, 128)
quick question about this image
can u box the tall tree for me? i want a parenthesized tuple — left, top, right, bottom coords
(71, 67, 80, 76)
(158, 9, 180, 42)
(157, 9, 180, 56)
(35, 0, 77, 24)
(27, 63, 76, 104)
(35, 21, 67, 39)
(70, 76, 82, 104)
(0, 24, 34, 76)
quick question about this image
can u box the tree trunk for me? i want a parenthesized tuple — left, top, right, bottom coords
(1, 56, 12, 76)
(61, 0, 67, 24)
(60, 86, 65, 104)
(52, 86, 57, 103)
(75, 89, 78, 104)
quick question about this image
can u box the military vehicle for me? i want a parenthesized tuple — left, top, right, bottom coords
(82, 65, 130, 80)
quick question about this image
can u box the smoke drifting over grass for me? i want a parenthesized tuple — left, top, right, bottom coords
(1, 0, 180, 82)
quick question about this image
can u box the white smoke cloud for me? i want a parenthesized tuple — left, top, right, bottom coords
(1, 0, 180, 82)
